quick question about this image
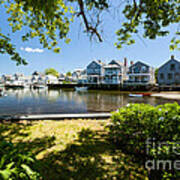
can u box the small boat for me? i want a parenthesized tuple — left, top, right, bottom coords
(33, 83, 47, 89)
(75, 87, 88, 92)
(34, 84, 46, 89)
(23, 83, 30, 88)
(129, 94, 143, 97)
(129, 93, 152, 97)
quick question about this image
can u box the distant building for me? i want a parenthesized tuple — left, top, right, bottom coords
(1, 74, 12, 83)
(127, 61, 155, 84)
(31, 71, 45, 84)
(72, 69, 87, 84)
(45, 75, 59, 84)
(11, 73, 25, 86)
(158, 55, 180, 85)
(86, 60, 105, 84)
(58, 73, 65, 83)
(104, 59, 128, 84)
(72, 69, 83, 81)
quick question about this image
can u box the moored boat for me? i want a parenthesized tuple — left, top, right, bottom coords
(75, 86, 88, 92)
(129, 93, 152, 97)
(33, 83, 47, 89)
(129, 94, 143, 97)
(136, 92, 152, 96)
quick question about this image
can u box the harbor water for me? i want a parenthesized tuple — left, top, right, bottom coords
(0, 88, 179, 116)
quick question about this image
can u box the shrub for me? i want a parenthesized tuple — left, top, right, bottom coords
(0, 140, 41, 180)
(108, 103, 180, 179)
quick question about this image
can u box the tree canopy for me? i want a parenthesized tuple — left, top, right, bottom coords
(45, 68, 59, 77)
(0, 0, 180, 65)
(66, 71, 72, 77)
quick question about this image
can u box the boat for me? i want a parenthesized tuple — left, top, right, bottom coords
(23, 83, 30, 88)
(75, 86, 88, 92)
(129, 93, 152, 97)
(33, 84, 47, 89)
(138, 92, 152, 96)
(129, 94, 143, 97)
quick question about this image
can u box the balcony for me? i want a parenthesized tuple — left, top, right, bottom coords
(103, 80, 121, 84)
(128, 73, 151, 76)
(105, 71, 122, 76)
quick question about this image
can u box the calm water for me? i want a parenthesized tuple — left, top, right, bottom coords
(0, 88, 179, 115)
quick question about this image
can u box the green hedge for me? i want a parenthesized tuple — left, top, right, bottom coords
(108, 103, 180, 179)
(0, 140, 41, 180)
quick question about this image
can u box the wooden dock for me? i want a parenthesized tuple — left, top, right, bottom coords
(1, 113, 111, 121)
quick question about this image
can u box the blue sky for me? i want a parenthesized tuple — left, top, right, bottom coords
(0, 4, 180, 75)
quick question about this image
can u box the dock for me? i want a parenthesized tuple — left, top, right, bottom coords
(0, 113, 111, 121)
(48, 83, 157, 91)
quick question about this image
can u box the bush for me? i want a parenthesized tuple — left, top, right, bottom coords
(108, 103, 180, 179)
(0, 140, 41, 180)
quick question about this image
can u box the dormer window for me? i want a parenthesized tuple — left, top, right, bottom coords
(170, 64, 175, 71)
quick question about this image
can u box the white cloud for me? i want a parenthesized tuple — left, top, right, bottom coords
(20, 47, 44, 53)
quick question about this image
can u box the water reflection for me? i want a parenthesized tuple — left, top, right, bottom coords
(0, 88, 179, 115)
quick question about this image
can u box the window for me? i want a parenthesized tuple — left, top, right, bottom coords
(170, 64, 175, 71)
(160, 73, 164, 79)
(168, 73, 172, 80)
(141, 66, 146, 72)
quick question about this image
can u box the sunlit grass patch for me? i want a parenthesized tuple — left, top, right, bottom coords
(1, 119, 148, 179)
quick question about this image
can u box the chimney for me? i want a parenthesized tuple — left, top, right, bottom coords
(171, 55, 174, 59)
(130, 61, 134, 65)
(124, 57, 127, 67)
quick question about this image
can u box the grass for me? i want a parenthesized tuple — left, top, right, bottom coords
(1, 119, 148, 180)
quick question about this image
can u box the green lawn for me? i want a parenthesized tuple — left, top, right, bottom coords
(1, 119, 148, 180)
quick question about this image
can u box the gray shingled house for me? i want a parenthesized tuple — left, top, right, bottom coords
(127, 61, 155, 84)
(86, 60, 105, 84)
(158, 55, 180, 85)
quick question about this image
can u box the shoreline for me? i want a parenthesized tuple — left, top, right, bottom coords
(0, 113, 111, 121)
(151, 92, 180, 100)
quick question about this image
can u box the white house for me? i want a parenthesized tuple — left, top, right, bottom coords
(45, 75, 59, 84)
(104, 59, 127, 84)
(72, 69, 83, 81)
(31, 71, 46, 84)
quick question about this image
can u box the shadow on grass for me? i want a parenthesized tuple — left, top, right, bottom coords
(0, 121, 56, 154)
(0, 122, 147, 179)
(38, 128, 147, 180)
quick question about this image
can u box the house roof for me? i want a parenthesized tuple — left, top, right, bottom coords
(73, 69, 84, 72)
(14, 73, 23, 76)
(109, 60, 123, 66)
(32, 71, 39, 75)
(158, 56, 180, 70)
(104, 64, 120, 69)
(94, 60, 106, 66)
(86, 60, 106, 69)
(129, 61, 151, 69)
(46, 75, 58, 79)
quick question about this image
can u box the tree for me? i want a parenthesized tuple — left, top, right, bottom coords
(45, 68, 59, 77)
(155, 68, 159, 83)
(1, 0, 180, 65)
(66, 71, 72, 77)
